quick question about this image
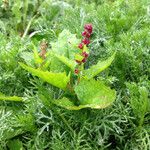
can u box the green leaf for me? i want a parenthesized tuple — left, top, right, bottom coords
(11, 0, 22, 23)
(32, 43, 43, 64)
(54, 97, 74, 108)
(83, 45, 89, 53)
(74, 79, 116, 109)
(42, 59, 51, 70)
(0, 93, 23, 102)
(54, 79, 116, 110)
(20, 52, 34, 66)
(7, 139, 24, 150)
(54, 97, 88, 110)
(51, 30, 80, 59)
(19, 63, 70, 90)
(50, 30, 80, 72)
(75, 54, 84, 61)
(83, 52, 116, 79)
(54, 54, 76, 71)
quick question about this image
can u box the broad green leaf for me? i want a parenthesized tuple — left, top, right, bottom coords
(54, 97, 75, 109)
(83, 52, 116, 79)
(51, 30, 80, 59)
(74, 79, 116, 108)
(54, 97, 88, 110)
(54, 54, 76, 71)
(0, 93, 22, 102)
(50, 30, 80, 72)
(19, 63, 70, 90)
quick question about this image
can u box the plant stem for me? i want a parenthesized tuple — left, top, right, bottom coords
(23, 0, 29, 30)
(22, 15, 36, 39)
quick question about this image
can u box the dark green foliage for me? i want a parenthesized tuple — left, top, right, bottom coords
(0, 0, 149, 149)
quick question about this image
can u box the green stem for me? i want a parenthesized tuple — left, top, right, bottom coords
(23, 0, 29, 30)
(22, 15, 36, 39)
(0, 96, 23, 102)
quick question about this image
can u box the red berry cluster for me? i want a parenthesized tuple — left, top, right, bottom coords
(75, 24, 93, 74)
(78, 24, 93, 49)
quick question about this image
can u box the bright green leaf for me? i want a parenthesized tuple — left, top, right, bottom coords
(83, 52, 116, 79)
(51, 30, 80, 59)
(54, 97, 88, 110)
(83, 45, 89, 53)
(54, 54, 76, 71)
(32, 43, 43, 64)
(19, 63, 70, 90)
(42, 59, 51, 70)
(75, 54, 84, 61)
(54, 78, 116, 110)
(50, 30, 80, 72)
(74, 79, 116, 108)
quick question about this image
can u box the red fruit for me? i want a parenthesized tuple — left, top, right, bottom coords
(84, 24, 93, 34)
(82, 38, 90, 45)
(82, 31, 87, 36)
(82, 31, 91, 38)
(82, 52, 89, 58)
(86, 32, 91, 38)
(78, 43, 83, 49)
(74, 69, 79, 74)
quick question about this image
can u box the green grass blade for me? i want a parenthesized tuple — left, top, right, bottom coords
(0, 95, 23, 102)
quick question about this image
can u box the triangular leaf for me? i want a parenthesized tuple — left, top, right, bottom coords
(83, 52, 116, 79)
(74, 79, 116, 108)
(51, 30, 80, 59)
(50, 30, 80, 72)
(19, 63, 70, 90)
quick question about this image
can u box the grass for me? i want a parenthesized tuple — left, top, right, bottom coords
(0, 0, 150, 149)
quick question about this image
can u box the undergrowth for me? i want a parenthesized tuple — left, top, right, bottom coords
(0, 0, 149, 149)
